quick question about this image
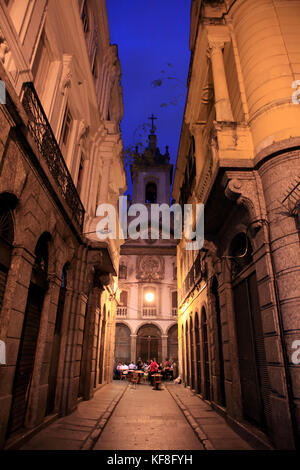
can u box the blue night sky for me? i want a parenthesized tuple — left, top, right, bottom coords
(106, 1, 191, 195)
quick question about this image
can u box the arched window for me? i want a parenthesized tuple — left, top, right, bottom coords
(201, 307, 210, 400)
(145, 182, 157, 204)
(47, 263, 69, 414)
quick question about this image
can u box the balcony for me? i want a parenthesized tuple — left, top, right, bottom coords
(142, 307, 157, 318)
(21, 82, 85, 229)
(117, 306, 127, 317)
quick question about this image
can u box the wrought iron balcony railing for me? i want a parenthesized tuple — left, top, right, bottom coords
(22, 82, 85, 229)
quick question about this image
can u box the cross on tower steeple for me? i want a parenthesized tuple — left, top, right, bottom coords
(148, 113, 157, 132)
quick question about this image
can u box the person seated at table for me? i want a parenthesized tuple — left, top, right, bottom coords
(137, 357, 144, 370)
(158, 362, 164, 379)
(128, 361, 136, 370)
(116, 361, 122, 379)
(149, 358, 159, 385)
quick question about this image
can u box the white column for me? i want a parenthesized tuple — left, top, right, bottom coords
(130, 334, 137, 362)
(208, 39, 234, 122)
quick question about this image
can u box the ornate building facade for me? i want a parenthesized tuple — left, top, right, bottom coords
(0, 0, 126, 448)
(172, 0, 300, 450)
(115, 125, 178, 365)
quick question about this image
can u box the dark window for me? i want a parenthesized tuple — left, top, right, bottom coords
(172, 291, 177, 308)
(77, 154, 84, 194)
(145, 182, 157, 204)
(230, 233, 253, 278)
(81, 1, 89, 33)
(60, 106, 72, 148)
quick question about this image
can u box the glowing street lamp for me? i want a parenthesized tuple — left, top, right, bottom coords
(145, 292, 154, 303)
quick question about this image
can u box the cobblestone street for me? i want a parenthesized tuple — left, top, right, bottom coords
(19, 381, 252, 451)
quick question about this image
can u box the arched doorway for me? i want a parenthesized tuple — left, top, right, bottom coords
(185, 322, 190, 387)
(7, 232, 50, 435)
(212, 277, 226, 407)
(201, 307, 210, 400)
(46, 263, 69, 414)
(181, 324, 186, 383)
(167, 324, 178, 362)
(99, 306, 106, 384)
(231, 233, 270, 431)
(136, 324, 161, 363)
(114, 323, 131, 363)
(190, 316, 195, 390)
(195, 312, 201, 394)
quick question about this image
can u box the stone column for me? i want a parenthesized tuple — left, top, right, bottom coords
(208, 39, 234, 122)
(61, 245, 88, 414)
(54, 286, 73, 413)
(130, 334, 137, 362)
(25, 274, 61, 428)
(81, 285, 102, 400)
(161, 335, 168, 363)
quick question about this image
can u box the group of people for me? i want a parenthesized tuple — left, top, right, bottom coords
(114, 357, 178, 385)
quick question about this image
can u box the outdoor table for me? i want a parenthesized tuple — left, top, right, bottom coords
(135, 370, 144, 383)
(152, 374, 162, 390)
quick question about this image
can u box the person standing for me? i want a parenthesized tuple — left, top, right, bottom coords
(149, 358, 158, 385)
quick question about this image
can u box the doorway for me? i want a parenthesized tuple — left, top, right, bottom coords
(136, 324, 161, 363)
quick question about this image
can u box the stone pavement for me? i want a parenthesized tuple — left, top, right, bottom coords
(94, 381, 204, 450)
(167, 383, 252, 450)
(19, 380, 253, 451)
(20, 381, 128, 450)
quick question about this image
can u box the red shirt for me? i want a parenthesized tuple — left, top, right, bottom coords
(150, 361, 158, 373)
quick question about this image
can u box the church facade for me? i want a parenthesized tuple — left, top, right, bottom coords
(115, 124, 178, 366)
